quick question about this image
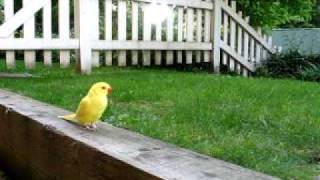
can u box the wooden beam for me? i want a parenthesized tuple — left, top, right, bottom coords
(134, 0, 213, 10)
(0, 39, 79, 50)
(92, 41, 212, 50)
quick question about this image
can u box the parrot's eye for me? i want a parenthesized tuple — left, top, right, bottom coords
(102, 86, 106, 90)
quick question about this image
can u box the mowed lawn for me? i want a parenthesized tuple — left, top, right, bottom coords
(1, 61, 320, 179)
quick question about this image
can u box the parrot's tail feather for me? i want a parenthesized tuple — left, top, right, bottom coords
(58, 114, 77, 122)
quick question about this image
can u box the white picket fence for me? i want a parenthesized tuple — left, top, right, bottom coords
(0, 0, 275, 76)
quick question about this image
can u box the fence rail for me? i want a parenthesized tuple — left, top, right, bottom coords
(0, 0, 275, 76)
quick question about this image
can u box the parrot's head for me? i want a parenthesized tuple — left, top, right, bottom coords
(89, 82, 112, 97)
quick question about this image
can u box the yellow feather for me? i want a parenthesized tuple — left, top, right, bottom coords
(59, 82, 112, 127)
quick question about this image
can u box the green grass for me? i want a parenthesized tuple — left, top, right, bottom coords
(1, 61, 320, 179)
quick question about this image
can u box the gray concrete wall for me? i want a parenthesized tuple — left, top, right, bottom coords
(272, 28, 320, 55)
(0, 90, 278, 180)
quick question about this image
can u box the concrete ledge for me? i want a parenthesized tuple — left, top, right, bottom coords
(0, 90, 278, 180)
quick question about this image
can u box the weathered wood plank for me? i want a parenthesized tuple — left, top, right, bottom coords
(105, 0, 113, 66)
(4, 0, 15, 69)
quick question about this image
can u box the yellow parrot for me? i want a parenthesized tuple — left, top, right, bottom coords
(59, 82, 112, 130)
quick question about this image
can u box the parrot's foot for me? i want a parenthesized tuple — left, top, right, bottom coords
(84, 124, 97, 131)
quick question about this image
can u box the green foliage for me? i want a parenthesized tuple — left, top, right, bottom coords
(236, 0, 316, 31)
(256, 51, 320, 82)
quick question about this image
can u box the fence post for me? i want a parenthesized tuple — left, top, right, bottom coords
(76, 0, 92, 74)
(211, 0, 222, 73)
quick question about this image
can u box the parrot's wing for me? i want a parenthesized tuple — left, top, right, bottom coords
(75, 96, 91, 118)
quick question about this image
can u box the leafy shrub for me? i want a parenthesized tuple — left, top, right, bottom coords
(256, 51, 320, 82)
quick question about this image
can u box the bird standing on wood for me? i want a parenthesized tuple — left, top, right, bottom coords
(59, 82, 112, 130)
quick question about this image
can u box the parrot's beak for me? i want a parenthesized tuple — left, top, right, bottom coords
(108, 87, 112, 95)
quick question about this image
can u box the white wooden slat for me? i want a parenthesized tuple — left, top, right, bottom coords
(143, 4, 152, 66)
(74, 0, 80, 71)
(223, 11, 229, 45)
(91, 0, 100, 67)
(4, 0, 15, 69)
(166, 6, 174, 65)
(59, 0, 70, 68)
(243, 69, 248, 77)
(222, 52, 228, 65)
(105, 0, 113, 66)
(237, 11, 243, 55)
(186, 8, 194, 64)
(221, 2, 275, 53)
(243, 17, 249, 61)
(229, 58, 235, 71)
(43, 0, 52, 67)
(136, 0, 213, 10)
(228, 2, 236, 71)
(229, 2, 236, 50)
(79, 0, 92, 74)
(262, 35, 268, 60)
(236, 63, 241, 74)
(155, 18, 162, 65)
(131, 1, 139, 65)
(267, 36, 273, 59)
(177, 7, 184, 64)
(212, 0, 222, 73)
(250, 37, 255, 62)
(255, 28, 262, 63)
(23, 0, 36, 69)
(92, 41, 212, 50)
(0, 0, 50, 38)
(196, 9, 203, 63)
(203, 2, 211, 63)
(118, 0, 127, 66)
